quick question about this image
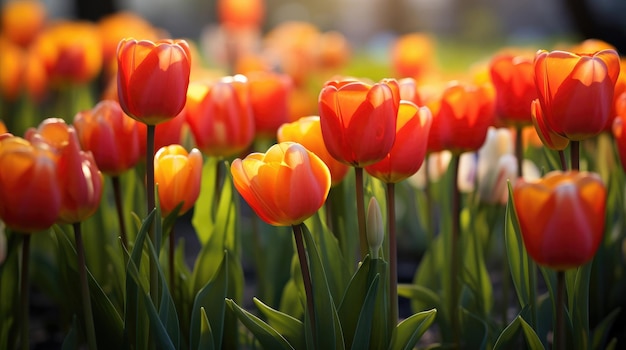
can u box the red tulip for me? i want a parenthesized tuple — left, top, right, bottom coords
(365, 101, 432, 183)
(533, 49, 620, 141)
(612, 92, 626, 172)
(186, 76, 255, 157)
(318, 78, 400, 167)
(489, 53, 537, 126)
(117, 38, 191, 124)
(530, 99, 569, 151)
(231, 142, 331, 226)
(513, 171, 606, 270)
(427, 81, 494, 154)
(0, 134, 60, 232)
(74, 100, 141, 176)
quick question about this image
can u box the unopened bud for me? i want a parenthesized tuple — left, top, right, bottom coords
(366, 197, 384, 259)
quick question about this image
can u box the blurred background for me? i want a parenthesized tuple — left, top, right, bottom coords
(8, 0, 626, 53)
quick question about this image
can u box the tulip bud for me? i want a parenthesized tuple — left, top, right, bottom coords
(366, 197, 384, 259)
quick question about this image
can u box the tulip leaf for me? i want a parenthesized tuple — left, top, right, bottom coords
(460, 308, 488, 350)
(591, 308, 620, 350)
(493, 315, 545, 350)
(338, 255, 373, 348)
(388, 308, 437, 350)
(459, 227, 493, 318)
(349, 274, 380, 350)
(253, 297, 305, 350)
(226, 298, 295, 350)
(300, 223, 345, 350)
(189, 251, 228, 350)
(61, 315, 79, 350)
(192, 157, 220, 245)
(198, 307, 215, 350)
(53, 226, 125, 348)
(397, 284, 441, 311)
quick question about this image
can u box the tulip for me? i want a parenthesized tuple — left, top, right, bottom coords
(0, 134, 60, 232)
(0, 120, 7, 134)
(489, 53, 537, 126)
(530, 99, 569, 151)
(613, 92, 626, 172)
(117, 38, 191, 124)
(513, 171, 606, 270)
(1, 0, 47, 48)
(231, 142, 331, 226)
(248, 70, 292, 138)
(390, 33, 435, 81)
(427, 81, 495, 154)
(533, 49, 620, 141)
(32, 21, 103, 86)
(186, 76, 255, 157)
(365, 101, 432, 183)
(217, 0, 265, 30)
(154, 145, 203, 217)
(277, 116, 349, 186)
(318, 78, 400, 167)
(398, 77, 423, 107)
(74, 100, 141, 176)
(26, 118, 103, 223)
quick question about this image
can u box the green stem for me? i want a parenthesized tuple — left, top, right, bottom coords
(112, 176, 128, 249)
(213, 158, 223, 216)
(169, 227, 175, 293)
(386, 182, 399, 328)
(292, 223, 316, 342)
(74, 223, 98, 350)
(424, 154, 435, 245)
(355, 167, 368, 260)
(558, 150, 567, 171)
(571, 141, 580, 171)
(556, 271, 566, 350)
(20, 234, 31, 350)
(450, 154, 461, 349)
(146, 124, 158, 305)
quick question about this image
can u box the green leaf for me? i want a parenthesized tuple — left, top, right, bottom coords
(226, 299, 295, 350)
(61, 315, 79, 350)
(300, 223, 345, 350)
(460, 308, 489, 350)
(338, 256, 372, 348)
(397, 284, 441, 311)
(189, 252, 228, 350)
(493, 315, 545, 350)
(350, 274, 380, 350)
(388, 308, 437, 350)
(591, 307, 620, 350)
(198, 307, 215, 350)
(460, 227, 493, 318)
(192, 157, 220, 244)
(253, 298, 304, 350)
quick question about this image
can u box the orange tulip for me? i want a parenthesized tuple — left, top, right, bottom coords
(231, 142, 331, 226)
(513, 171, 606, 270)
(154, 145, 203, 217)
(117, 38, 191, 124)
(533, 49, 620, 141)
(186, 76, 255, 157)
(248, 70, 292, 138)
(73, 100, 141, 176)
(489, 53, 537, 126)
(391, 33, 435, 81)
(0, 134, 60, 232)
(217, 0, 265, 30)
(318, 78, 400, 167)
(32, 21, 103, 86)
(530, 99, 569, 151)
(0, 120, 7, 134)
(277, 116, 349, 186)
(0, 38, 23, 101)
(427, 81, 495, 154)
(365, 101, 432, 183)
(1, 0, 47, 47)
(26, 118, 103, 223)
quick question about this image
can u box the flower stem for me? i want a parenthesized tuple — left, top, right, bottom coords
(355, 167, 368, 260)
(19, 234, 31, 350)
(556, 271, 566, 350)
(146, 124, 158, 305)
(558, 150, 567, 171)
(386, 182, 398, 328)
(169, 227, 175, 293)
(450, 154, 461, 348)
(515, 126, 524, 178)
(571, 141, 579, 171)
(112, 176, 128, 250)
(74, 222, 98, 350)
(292, 223, 316, 341)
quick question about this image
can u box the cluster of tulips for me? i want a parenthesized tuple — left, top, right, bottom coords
(2, 0, 626, 349)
